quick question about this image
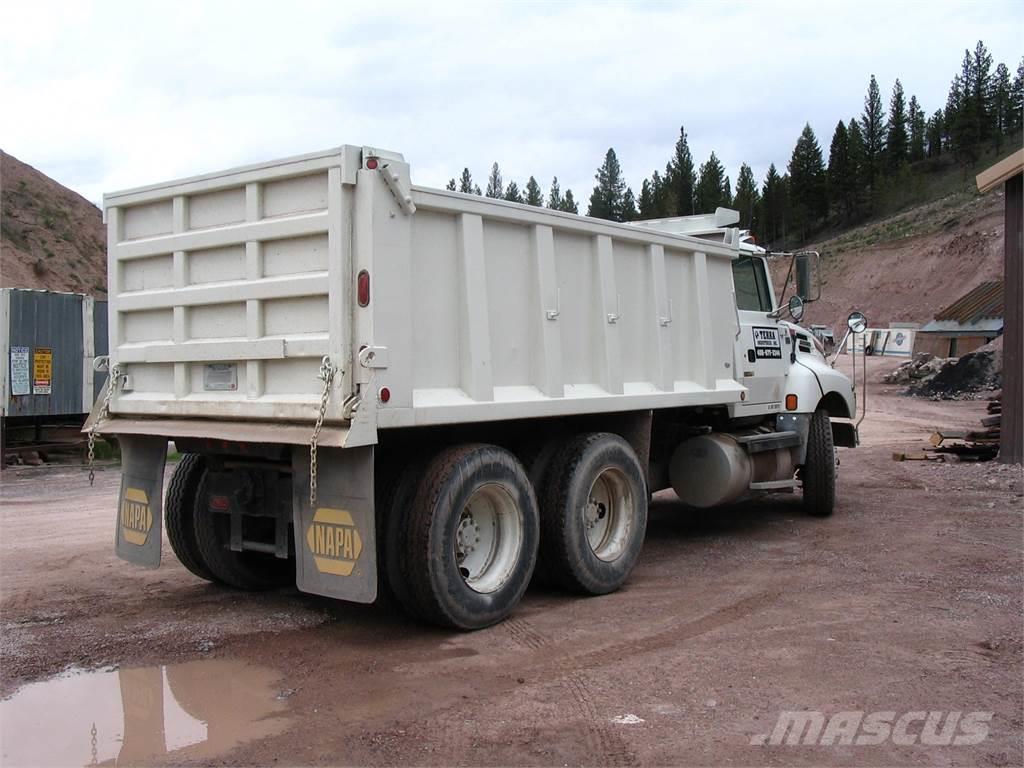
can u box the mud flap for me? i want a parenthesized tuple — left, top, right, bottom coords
(115, 435, 168, 568)
(291, 446, 377, 603)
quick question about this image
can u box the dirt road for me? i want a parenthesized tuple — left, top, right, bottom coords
(2, 364, 1021, 766)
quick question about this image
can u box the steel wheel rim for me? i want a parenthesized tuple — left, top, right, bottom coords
(585, 467, 633, 562)
(454, 483, 523, 594)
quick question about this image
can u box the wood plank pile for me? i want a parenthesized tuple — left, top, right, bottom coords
(894, 394, 1002, 463)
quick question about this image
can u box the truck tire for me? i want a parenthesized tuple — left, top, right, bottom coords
(540, 433, 647, 595)
(192, 478, 292, 591)
(165, 454, 216, 582)
(801, 408, 836, 517)
(398, 444, 539, 630)
(377, 458, 427, 609)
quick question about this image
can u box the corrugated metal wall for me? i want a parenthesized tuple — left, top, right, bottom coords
(93, 300, 109, 403)
(5, 290, 86, 417)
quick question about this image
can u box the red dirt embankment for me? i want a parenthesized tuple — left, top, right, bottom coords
(776, 191, 1004, 332)
(0, 150, 107, 297)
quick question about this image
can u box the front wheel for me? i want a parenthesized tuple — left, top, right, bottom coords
(801, 409, 836, 517)
(396, 444, 539, 630)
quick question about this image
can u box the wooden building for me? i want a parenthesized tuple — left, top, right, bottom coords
(977, 149, 1023, 465)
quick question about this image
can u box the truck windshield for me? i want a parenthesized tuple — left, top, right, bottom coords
(732, 256, 773, 312)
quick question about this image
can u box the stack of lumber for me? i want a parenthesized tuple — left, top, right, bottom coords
(894, 394, 1002, 462)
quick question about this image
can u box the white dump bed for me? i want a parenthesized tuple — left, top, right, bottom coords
(103, 145, 744, 445)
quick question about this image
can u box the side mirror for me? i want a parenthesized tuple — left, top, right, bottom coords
(847, 311, 867, 333)
(787, 295, 805, 322)
(794, 252, 822, 302)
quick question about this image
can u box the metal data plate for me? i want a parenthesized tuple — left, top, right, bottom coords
(115, 435, 168, 568)
(291, 446, 377, 604)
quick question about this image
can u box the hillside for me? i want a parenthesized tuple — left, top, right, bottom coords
(774, 186, 1005, 332)
(0, 151, 107, 297)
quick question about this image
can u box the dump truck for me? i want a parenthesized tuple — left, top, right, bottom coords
(87, 145, 862, 630)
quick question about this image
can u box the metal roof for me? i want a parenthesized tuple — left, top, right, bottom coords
(933, 280, 1004, 325)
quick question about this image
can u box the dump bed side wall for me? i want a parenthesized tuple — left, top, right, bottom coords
(104, 148, 357, 423)
(370, 187, 744, 429)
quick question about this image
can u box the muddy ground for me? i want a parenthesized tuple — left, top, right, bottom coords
(2, 357, 1022, 767)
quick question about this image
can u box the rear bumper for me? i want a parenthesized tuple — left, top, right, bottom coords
(85, 415, 350, 448)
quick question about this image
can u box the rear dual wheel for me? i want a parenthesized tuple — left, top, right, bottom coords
(389, 444, 539, 630)
(539, 433, 648, 595)
(164, 454, 291, 590)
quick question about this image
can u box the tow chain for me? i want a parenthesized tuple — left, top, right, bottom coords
(309, 355, 336, 507)
(87, 360, 119, 486)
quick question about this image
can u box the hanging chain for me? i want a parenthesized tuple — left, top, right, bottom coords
(90, 722, 98, 765)
(309, 355, 336, 507)
(87, 361, 120, 486)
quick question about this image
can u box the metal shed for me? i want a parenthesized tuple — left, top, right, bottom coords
(1, 289, 108, 457)
(914, 281, 1004, 358)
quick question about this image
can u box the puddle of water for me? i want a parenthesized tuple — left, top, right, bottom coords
(0, 659, 289, 767)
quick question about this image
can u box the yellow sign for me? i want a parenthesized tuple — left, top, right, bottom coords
(306, 508, 363, 576)
(120, 487, 153, 546)
(32, 348, 52, 395)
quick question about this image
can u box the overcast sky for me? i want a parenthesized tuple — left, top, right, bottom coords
(2, 1, 1021, 209)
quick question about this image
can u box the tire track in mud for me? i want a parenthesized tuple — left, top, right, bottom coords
(505, 616, 548, 650)
(564, 672, 639, 767)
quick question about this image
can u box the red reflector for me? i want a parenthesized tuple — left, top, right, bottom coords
(210, 495, 230, 511)
(785, 394, 799, 411)
(357, 270, 370, 307)
(365, 157, 379, 170)
(379, 387, 391, 403)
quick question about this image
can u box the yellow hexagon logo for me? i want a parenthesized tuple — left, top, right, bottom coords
(306, 508, 363, 576)
(120, 487, 152, 546)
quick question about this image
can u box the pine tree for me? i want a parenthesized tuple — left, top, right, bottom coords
(722, 176, 732, 208)
(485, 163, 504, 198)
(908, 95, 926, 162)
(458, 168, 475, 194)
(587, 148, 627, 221)
(561, 189, 579, 214)
(926, 109, 944, 157)
(733, 163, 760, 230)
(621, 188, 638, 222)
(860, 75, 886, 191)
(948, 54, 980, 163)
(665, 125, 696, 216)
(446, 178, 457, 191)
(885, 79, 908, 171)
(787, 123, 827, 241)
(547, 176, 563, 210)
(525, 176, 544, 207)
(1010, 57, 1024, 132)
(651, 169, 676, 218)
(504, 181, 524, 204)
(760, 164, 788, 248)
(827, 121, 850, 218)
(847, 118, 868, 216)
(991, 62, 1012, 151)
(638, 178, 656, 219)
(694, 152, 728, 213)
(971, 40, 994, 143)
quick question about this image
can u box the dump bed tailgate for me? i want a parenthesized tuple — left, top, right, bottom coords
(104, 147, 359, 423)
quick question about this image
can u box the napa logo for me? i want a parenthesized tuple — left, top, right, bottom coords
(120, 487, 153, 546)
(306, 508, 363, 576)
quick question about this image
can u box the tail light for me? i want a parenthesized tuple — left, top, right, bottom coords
(357, 270, 370, 307)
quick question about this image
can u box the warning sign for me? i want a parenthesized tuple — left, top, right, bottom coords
(10, 346, 29, 396)
(32, 348, 52, 395)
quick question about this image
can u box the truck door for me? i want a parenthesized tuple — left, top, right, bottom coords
(732, 255, 789, 412)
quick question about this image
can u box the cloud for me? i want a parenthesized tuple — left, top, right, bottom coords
(2, 0, 1021, 207)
